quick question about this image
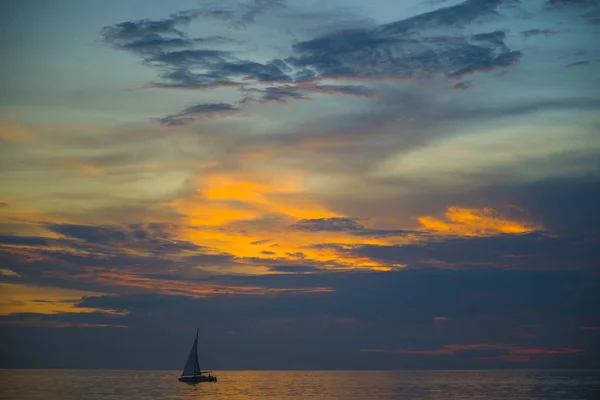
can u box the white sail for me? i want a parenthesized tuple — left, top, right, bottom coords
(181, 329, 201, 376)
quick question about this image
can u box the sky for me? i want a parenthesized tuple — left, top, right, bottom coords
(0, 0, 599, 370)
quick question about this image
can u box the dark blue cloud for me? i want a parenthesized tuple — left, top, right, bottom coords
(244, 84, 378, 104)
(267, 265, 320, 273)
(101, 10, 203, 55)
(0, 222, 245, 293)
(288, 1, 521, 79)
(546, 0, 597, 8)
(223, 0, 286, 30)
(347, 231, 599, 270)
(289, 30, 520, 80)
(0, 235, 51, 247)
(151, 68, 242, 90)
(47, 223, 201, 253)
(147, 49, 231, 67)
(250, 239, 272, 245)
(218, 60, 292, 82)
(287, 218, 423, 238)
(378, 0, 509, 34)
(566, 60, 591, 67)
(101, 1, 292, 96)
(182, 253, 235, 266)
(49, 224, 127, 244)
(157, 102, 238, 127)
(452, 80, 474, 90)
(289, 217, 365, 232)
(101, 0, 526, 123)
(521, 28, 559, 38)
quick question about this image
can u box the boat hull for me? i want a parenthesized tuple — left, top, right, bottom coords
(178, 375, 217, 383)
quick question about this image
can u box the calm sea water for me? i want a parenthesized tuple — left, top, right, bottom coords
(1, 370, 599, 400)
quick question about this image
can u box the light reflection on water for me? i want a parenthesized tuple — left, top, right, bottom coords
(1, 370, 599, 400)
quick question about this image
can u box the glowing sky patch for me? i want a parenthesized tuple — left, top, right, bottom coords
(0, 283, 113, 315)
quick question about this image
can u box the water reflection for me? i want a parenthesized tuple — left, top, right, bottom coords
(1, 369, 599, 399)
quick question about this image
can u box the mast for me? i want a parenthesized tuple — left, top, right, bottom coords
(194, 328, 201, 375)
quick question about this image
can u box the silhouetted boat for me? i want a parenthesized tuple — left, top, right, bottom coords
(178, 328, 217, 383)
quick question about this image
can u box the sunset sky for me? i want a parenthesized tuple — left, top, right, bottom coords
(1, 0, 599, 370)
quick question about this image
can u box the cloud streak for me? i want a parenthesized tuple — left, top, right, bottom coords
(156, 103, 239, 126)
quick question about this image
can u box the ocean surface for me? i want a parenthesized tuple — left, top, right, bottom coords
(1, 370, 599, 400)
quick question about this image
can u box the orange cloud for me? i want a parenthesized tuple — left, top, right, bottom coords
(0, 283, 116, 315)
(418, 207, 540, 236)
(95, 271, 334, 297)
(55, 158, 103, 176)
(0, 268, 20, 277)
(0, 121, 36, 143)
(167, 170, 400, 272)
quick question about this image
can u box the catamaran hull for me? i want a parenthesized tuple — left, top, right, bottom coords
(179, 375, 217, 383)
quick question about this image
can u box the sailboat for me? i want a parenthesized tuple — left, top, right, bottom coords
(178, 328, 217, 383)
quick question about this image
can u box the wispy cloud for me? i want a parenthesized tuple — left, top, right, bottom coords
(101, 0, 524, 126)
(156, 103, 239, 127)
(521, 28, 559, 38)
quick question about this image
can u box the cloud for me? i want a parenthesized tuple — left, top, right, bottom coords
(229, 0, 286, 29)
(379, 0, 510, 33)
(566, 60, 591, 67)
(157, 103, 239, 127)
(47, 223, 202, 253)
(417, 207, 540, 236)
(267, 265, 320, 273)
(288, 1, 522, 80)
(521, 28, 559, 38)
(346, 230, 598, 270)
(546, 0, 598, 8)
(0, 283, 113, 316)
(150, 68, 242, 90)
(288, 217, 365, 232)
(101, 0, 525, 124)
(244, 87, 310, 104)
(101, 3, 291, 94)
(452, 80, 474, 90)
(101, 10, 203, 54)
(147, 49, 232, 67)
(0, 269, 20, 277)
(244, 84, 378, 104)
(101, 1, 285, 54)
(287, 217, 423, 238)
(0, 121, 36, 143)
(289, 30, 521, 80)
(0, 235, 51, 247)
(250, 239, 272, 245)
(182, 252, 235, 266)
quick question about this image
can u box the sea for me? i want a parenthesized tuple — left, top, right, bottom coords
(1, 370, 599, 400)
